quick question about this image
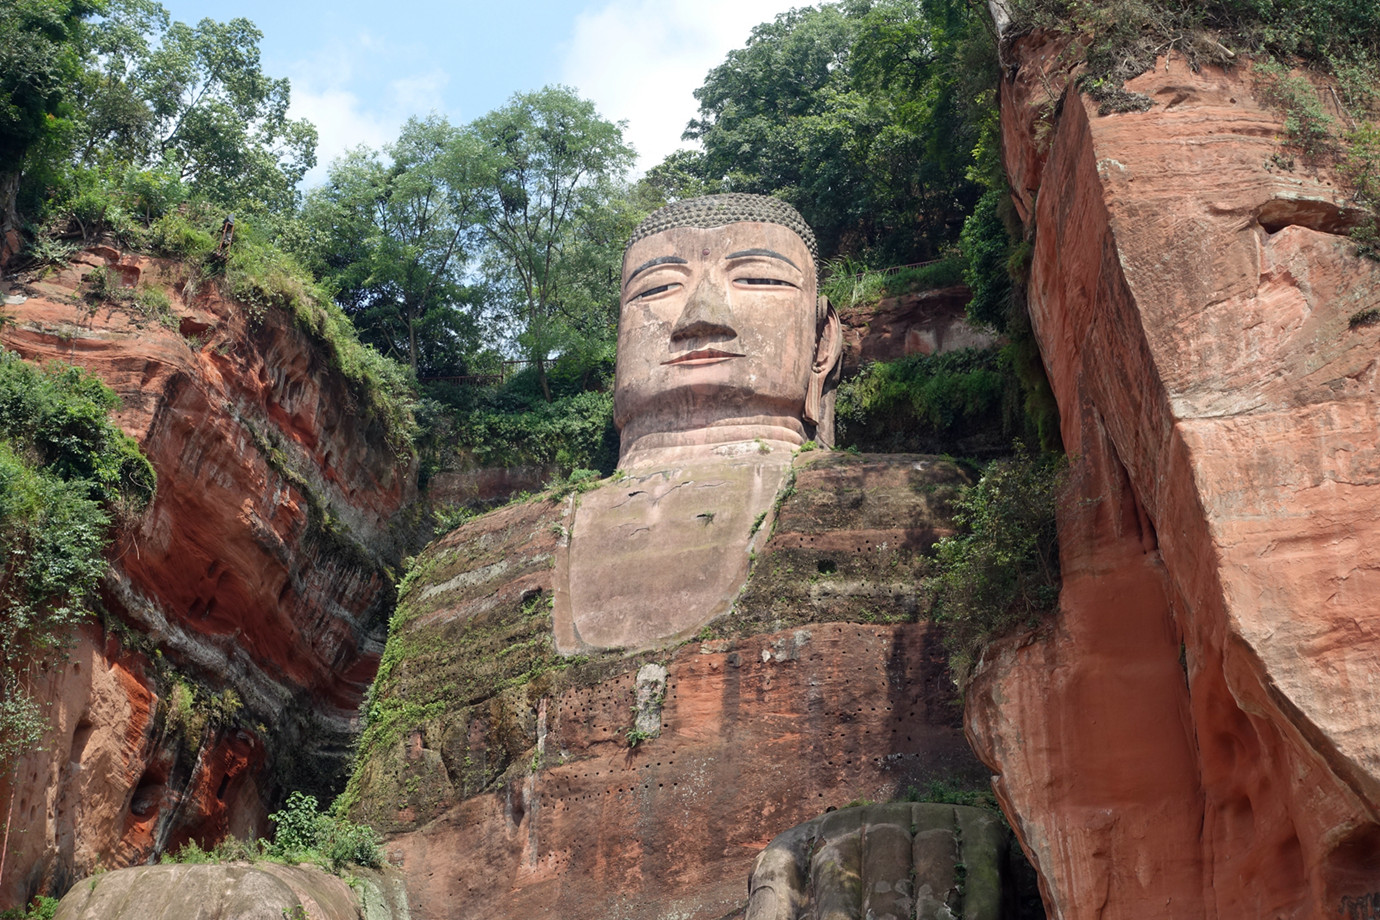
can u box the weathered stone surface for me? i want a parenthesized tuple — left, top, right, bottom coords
(837, 285, 999, 375)
(554, 445, 790, 653)
(51, 862, 410, 920)
(745, 803, 1042, 920)
(590, 200, 847, 652)
(348, 452, 986, 920)
(386, 623, 980, 920)
(616, 216, 840, 464)
(967, 41, 1380, 920)
(0, 247, 415, 905)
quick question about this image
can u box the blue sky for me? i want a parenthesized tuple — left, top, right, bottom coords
(154, 0, 804, 184)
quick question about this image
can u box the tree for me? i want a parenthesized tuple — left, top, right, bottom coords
(471, 86, 635, 402)
(297, 117, 494, 376)
(0, 0, 100, 254)
(76, 5, 316, 215)
(8, 0, 316, 237)
(682, 0, 994, 263)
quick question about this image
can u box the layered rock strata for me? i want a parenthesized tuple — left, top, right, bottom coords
(0, 248, 415, 905)
(968, 33, 1380, 919)
(349, 452, 991, 920)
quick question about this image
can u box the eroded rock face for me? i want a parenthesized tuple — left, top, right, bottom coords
(967, 37, 1380, 919)
(350, 452, 989, 920)
(837, 285, 999, 375)
(554, 445, 791, 653)
(0, 248, 415, 905)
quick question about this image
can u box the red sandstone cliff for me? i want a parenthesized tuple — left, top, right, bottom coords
(967, 30, 1380, 920)
(0, 247, 416, 906)
(347, 453, 990, 920)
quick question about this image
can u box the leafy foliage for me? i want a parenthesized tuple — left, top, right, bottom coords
(836, 348, 1016, 455)
(0, 350, 155, 774)
(881, 256, 966, 295)
(296, 116, 491, 375)
(453, 388, 616, 476)
(821, 255, 889, 308)
(267, 790, 382, 870)
(903, 777, 1000, 811)
(471, 86, 637, 401)
(67, 2, 317, 220)
(159, 791, 381, 873)
(683, 0, 998, 264)
(0, 0, 99, 233)
(0, 895, 60, 920)
(929, 446, 1064, 687)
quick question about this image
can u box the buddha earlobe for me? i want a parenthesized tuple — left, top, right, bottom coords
(805, 297, 842, 427)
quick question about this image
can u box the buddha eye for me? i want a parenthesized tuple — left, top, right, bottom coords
(631, 283, 680, 301)
(738, 278, 794, 287)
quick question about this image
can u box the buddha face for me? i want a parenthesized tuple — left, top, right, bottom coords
(614, 221, 826, 444)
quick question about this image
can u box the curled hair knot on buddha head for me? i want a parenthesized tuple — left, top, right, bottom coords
(628, 194, 823, 320)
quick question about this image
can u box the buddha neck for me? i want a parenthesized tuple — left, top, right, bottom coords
(618, 417, 807, 470)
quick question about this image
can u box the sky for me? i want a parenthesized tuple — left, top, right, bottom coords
(153, 0, 806, 185)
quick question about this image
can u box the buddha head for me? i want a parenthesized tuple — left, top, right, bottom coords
(614, 194, 843, 466)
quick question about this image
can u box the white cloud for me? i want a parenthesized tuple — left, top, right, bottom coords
(289, 85, 397, 187)
(389, 69, 451, 116)
(560, 0, 802, 174)
(284, 33, 422, 188)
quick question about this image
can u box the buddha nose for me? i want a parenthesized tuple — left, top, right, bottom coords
(671, 275, 737, 342)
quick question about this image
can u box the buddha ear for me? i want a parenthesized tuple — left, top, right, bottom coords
(805, 296, 842, 427)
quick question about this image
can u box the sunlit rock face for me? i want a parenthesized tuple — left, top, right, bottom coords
(349, 451, 989, 920)
(558, 196, 844, 654)
(0, 249, 415, 905)
(967, 33, 1380, 920)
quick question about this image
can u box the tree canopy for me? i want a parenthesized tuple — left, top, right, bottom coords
(0, 0, 100, 239)
(298, 117, 492, 376)
(682, 0, 998, 265)
(8, 0, 316, 245)
(471, 86, 636, 401)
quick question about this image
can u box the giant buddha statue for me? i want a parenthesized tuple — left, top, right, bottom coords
(554, 194, 844, 653)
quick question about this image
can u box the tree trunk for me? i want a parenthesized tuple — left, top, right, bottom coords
(537, 356, 551, 403)
(0, 170, 21, 272)
(407, 311, 419, 374)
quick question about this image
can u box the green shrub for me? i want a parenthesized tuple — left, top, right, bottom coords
(821, 255, 888, 309)
(903, 778, 1000, 811)
(960, 188, 1016, 332)
(0, 351, 156, 510)
(150, 213, 217, 261)
(1252, 60, 1338, 159)
(0, 895, 59, 920)
(930, 445, 1065, 687)
(267, 790, 381, 870)
(835, 348, 1012, 454)
(23, 236, 78, 269)
(0, 351, 154, 775)
(454, 389, 617, 475)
